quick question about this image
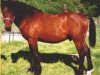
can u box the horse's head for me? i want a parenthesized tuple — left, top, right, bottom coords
(1, 0, 15, 31)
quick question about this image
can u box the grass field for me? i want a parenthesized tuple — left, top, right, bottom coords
(1, 29, 100, 75)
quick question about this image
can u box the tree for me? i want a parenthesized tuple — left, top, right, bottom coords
(15, 0, 100, 16)
(80, 0, 100, 16)
(20, 0, 83, 14)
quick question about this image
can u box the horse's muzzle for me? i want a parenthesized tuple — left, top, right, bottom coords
(5, 27, 11, 31)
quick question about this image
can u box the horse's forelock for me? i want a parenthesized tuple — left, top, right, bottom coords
(1, 0, 13, 10)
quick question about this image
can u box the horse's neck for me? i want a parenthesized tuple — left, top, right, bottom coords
(13, 3, 41, 28)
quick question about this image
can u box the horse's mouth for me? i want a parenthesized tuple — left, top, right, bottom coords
(5, 27, 11, 31)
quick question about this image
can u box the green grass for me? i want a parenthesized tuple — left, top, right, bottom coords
(1, 30, 100, 75)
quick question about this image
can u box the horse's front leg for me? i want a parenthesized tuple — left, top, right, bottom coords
(28, 39, 41, 75)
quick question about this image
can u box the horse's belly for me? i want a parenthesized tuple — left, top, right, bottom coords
(39, 35, 67, 43)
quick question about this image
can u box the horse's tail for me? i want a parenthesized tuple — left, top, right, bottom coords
(88, 16, 96, 47)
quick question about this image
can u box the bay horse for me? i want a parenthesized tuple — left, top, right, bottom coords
(1, 0, 96, 75)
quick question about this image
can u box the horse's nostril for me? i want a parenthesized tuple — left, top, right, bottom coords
(5, 27, 11, 31)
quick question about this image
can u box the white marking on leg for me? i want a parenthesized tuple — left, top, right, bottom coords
(87, 69, 94, 75)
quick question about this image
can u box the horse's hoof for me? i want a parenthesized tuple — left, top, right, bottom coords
(87, 69, 94, 75)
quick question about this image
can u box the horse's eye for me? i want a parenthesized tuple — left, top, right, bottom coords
(4, 20, 5, 23)
(10, 20, 12, 22)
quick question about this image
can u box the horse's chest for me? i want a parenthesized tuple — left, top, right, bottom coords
(19, 25, 30, 40)
(20, 24, 40, 40)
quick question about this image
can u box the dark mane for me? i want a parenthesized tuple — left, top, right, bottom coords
(12, 1, 41, 15)
(5, 1, 41, 15)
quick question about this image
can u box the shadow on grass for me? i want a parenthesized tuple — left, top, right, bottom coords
(11, 50, 83, 75)
(1, 55, 7, 60)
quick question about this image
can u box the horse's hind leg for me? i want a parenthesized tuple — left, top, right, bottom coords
(73, 39, 85, 75)
(28, 39, 41, 75)
(73, 38, 93, 75)
(80, 43, 93, 75)
(85, 47, 93, 75)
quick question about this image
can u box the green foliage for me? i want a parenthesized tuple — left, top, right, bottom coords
(80, 0, 100, 16)
(18, 0, 83, 14)
(21, 0, 98, 16)
(24, 0, 62, 14)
